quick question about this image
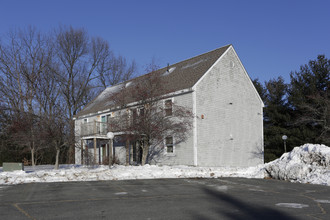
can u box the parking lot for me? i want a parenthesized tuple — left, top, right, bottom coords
(0, 178, 329, 219)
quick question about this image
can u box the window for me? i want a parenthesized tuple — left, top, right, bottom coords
(139, 108, 144, 117)
(83, 118, 88, 123)
(166, 136, 174, 153)
(101, 115, 107, 133)
(131, 109, 137, 124)
(165, 99, 172, 116)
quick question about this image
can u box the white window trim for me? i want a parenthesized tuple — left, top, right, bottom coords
(164, 136, 175, 156)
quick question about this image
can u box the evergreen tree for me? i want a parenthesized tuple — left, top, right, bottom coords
(288, 55, 329, 146)
(264, 77, 293, 161)
(252, 78, 266, 101)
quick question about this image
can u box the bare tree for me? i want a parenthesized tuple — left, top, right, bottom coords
(7, 112, 45, 166)
(53, 26, 137, 163)
(40, 107, 68, 169)
(35, 61, 68, 169)
(0, 27, 51, 166)
(97, 52, 136, 88)
(53, 26, 113, 163)
(108, 73, 194, 165)
(0, 26, 137, 165)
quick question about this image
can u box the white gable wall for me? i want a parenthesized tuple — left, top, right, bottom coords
(194, 46, 264, 167)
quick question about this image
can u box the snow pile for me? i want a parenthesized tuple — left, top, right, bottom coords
(0, 164, 264, 185)
(265, 144, 330, 185)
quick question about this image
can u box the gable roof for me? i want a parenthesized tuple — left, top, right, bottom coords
(75, 44, 231, 118)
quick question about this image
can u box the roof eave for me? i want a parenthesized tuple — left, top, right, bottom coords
(74, 87, 194, 120)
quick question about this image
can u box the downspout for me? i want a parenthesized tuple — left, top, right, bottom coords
(261, 105, 264, 164)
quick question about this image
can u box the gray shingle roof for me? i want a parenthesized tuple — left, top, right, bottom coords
(75, 44, 231, 118)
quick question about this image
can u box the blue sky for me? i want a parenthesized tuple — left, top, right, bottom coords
(1, 0, 329, 83)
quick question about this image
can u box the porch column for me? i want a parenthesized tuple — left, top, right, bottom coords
(109, 139, 113, 165)
(85, 142, 89, 165)
(93, 138, 97, 164)
(107, 132, 114, 166)
(81, 139, 84, 165)
(130, 142, 134, 164)
(125, 139, 129, 166)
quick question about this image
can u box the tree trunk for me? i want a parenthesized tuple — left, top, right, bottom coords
(31, 146, 35, 167)
(55, 147, 60, 170)
(68, 120, 76, 164)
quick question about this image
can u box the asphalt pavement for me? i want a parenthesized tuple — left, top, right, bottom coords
(0, 178, 329, 220)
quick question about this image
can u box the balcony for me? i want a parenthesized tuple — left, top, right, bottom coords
(80, 121, 108, 137)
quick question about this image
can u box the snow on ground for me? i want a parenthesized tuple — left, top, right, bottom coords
(0, 144, 329, 186)
(0, 164, 265, 185)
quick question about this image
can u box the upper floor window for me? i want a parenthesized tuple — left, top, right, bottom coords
(165, 99, 172, 116)
(139, 108, 144, 117)
(100, 115, 107, 133)
(131, 109, 137, 124)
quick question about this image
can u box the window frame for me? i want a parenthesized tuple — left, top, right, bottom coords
(139, 107, 145, 117)
(164, 98, 173, 117)
(131, 108, 137, 125)
(100, 114, 108, 133)
(164, 136, 175, 155)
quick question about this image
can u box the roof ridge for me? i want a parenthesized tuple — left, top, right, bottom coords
(159, 44, 232, 70)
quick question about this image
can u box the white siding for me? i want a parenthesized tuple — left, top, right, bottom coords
(195, 47, 263, 167)
(150, 92, 195, 166)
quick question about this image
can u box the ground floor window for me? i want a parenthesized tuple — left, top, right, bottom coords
(166, 136, 174, 153)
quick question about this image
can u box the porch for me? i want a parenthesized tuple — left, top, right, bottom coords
(79, 136, 143, 166)
(79, 121, 143, 165)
